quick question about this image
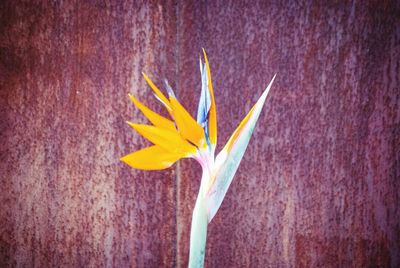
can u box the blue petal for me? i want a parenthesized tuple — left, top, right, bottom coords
(197, 61, 212, 148)
(164, 79, 176, 98)
(197, 61, 211, 125)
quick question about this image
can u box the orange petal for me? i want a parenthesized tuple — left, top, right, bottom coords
(169, 96, 206, 148)
(202, 49, 217, 148)
(127, 122, 197, 155)
(142, 72, 172, 113)
(121, 145, 183, 170)
(129, 94, 176, 131)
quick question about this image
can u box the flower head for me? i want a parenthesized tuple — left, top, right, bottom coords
(121, 49, 275, 222)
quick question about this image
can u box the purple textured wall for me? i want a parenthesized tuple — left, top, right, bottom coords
(1, 1, 399, 267)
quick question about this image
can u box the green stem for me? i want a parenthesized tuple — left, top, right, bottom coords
(188, 171, 209, 267)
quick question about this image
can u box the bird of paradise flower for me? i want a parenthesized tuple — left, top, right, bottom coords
(121, 49, 275, 267)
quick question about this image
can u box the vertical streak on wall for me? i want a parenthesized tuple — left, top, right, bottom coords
(175, 2, 182, 267)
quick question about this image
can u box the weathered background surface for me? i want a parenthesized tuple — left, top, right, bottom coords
(1, 1, 399, 267)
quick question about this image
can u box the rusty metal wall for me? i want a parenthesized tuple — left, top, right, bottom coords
(1, 1, 399, 267)
(0, 1, 179, 267)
